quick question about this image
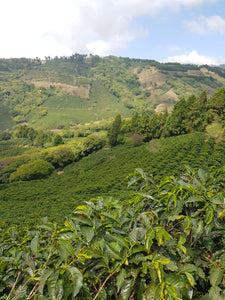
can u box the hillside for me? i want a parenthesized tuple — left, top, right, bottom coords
(2, 57, 225, 298)
(1, 55, 225, 130)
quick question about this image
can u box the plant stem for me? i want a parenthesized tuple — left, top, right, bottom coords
(93, 268, 118, 300)
(27, 284, 40, 300)
(7, 271, 21, 300)
(11, 279, 30, 300)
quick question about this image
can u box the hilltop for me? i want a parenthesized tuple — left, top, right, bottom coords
(1, 55, 225, 130)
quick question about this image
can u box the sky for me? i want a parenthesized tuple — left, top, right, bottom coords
(0, 0, 225, 65)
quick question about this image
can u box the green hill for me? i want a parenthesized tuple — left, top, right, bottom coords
(2, 56, 225, 299)
(1, 55, 225, 130)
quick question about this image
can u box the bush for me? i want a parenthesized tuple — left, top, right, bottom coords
(82, 133, 106, 155)
(9, 159, 54, 182)
(46, 146, 75, 168)
(129, 132, 144, 146)
(53, 134, 64, 146)
(0, 131, 11, 141)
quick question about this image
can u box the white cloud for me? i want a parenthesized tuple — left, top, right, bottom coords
(186, 15, 225, 34)
(164, 50, 220, 65)
(0, 0, 218, 58)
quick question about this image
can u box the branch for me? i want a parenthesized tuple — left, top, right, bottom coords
(7, 271, 21, 300)
(11, 279, 30, 300)
(27, 284, 40, 300)
(93, 268, 118, 300)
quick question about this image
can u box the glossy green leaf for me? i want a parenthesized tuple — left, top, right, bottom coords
(120, 278, 133, 300)
(105, 243, 122, 260)
(39, 269, 54, 295)
(166, 274, 186, 289)
(59, 239, 74, 258)
(204, 206, 214, 225)
(210, 267, 223, 286)
(184, 272, 195, 287)
(198, 168, 206, 184)
(81, 226, 94, 242)
(185, 196, 204, 203)
(165, 284, 181, 300)
(101, 212, 121, 224)
(145, 283, 158, 300)
(193, 219, 204, 239)
(116, 268, 127, 291)
(129, 253, 146, 264)
(156, 257, 170, 264)
(155, 228, 170, 246)
(129, 227, 146, 243)
(30, 234, 39, 255)
(166, 260, 178, 272)
(180, 264, 197, 273)
(47, 270, 59, 300)
(144, 229, 155, 252)
(110, 241, 122, 253)
(218, 210, 225, 218)
(197, 267, 205, 280)
(67, 266, 83, 297)
(112, 234, 129, 249)
(209, 286, 222, 300)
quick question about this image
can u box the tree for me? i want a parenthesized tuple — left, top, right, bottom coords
(46, 146, 74, 168)
(53, 134, 64, 146)
(107, 114, 122, 147)
(207, 87, 225, 120)
(82, 133, 106, 155)
(165, 98, 188, 136)
(185, 91, 208, 132)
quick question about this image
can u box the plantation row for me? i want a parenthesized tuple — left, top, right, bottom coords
(1, 132, 225, 227)
(1, 167, 225, 299)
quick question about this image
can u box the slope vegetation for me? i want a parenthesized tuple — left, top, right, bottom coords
(1, 56, 225, 129)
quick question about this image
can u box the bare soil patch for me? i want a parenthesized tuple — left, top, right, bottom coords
(29, 80, 90, 98)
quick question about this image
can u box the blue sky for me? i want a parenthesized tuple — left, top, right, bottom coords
(0, 0, 225, 65)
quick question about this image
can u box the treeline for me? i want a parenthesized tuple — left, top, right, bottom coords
(1, 87, 225, 183)
(0, 125, 107, 183)
(114, 88, 225, 145)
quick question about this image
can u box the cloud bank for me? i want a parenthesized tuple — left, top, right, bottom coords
(0, 0, 217, 58)
(186, 15, 225, 34)
(165, 50, 222, 65)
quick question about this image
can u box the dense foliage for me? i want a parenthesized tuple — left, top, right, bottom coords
(1, 167, 225, 299)
(2, 56, 225, 299)
(2, 131, 225, 227)
(124, 88, 225, 141)
(9, 160, 54, 182)
(1, 55, 225, 129)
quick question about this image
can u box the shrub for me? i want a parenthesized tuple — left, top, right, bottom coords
(53, 134, 64, 146)
(9, 159, 54, 182)
(0, 130, 11, 141)
(129, 132, 144, 146)
(82, 133, 106, 155)
(46, 146, 75, 168)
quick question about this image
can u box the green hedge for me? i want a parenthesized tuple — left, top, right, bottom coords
(9, 159, 54, 182)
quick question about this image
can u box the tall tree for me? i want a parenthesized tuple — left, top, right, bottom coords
(165, 98, 188, 136)
(108, 114, 122, 147)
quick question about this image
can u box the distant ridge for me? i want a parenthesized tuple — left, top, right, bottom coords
(1, 55, 225, 130)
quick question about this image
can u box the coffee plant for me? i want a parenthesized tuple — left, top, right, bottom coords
(1, 167, 225, 299)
